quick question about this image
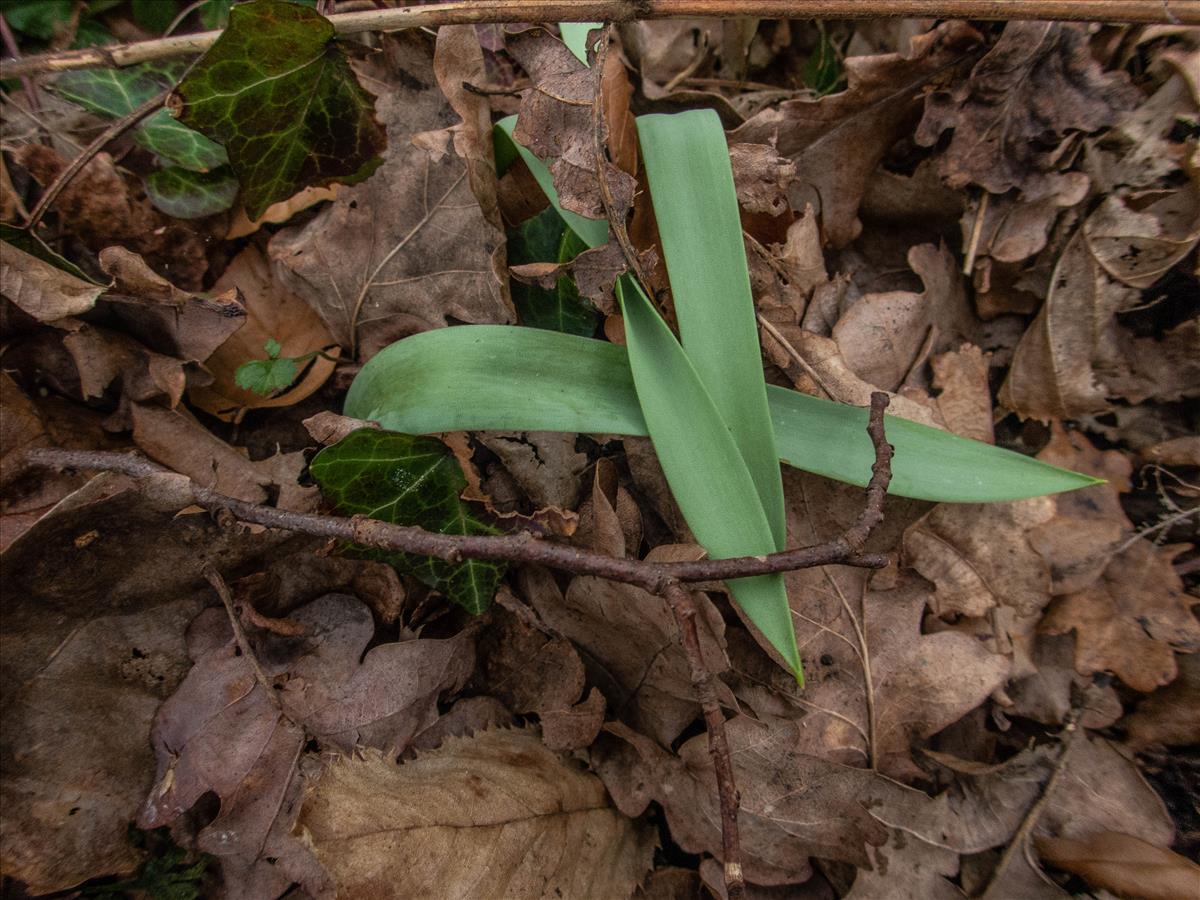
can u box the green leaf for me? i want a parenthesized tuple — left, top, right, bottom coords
(618, 276, 802, 680)
(559, 22, 602, 64)
(144, 165, 239, 218)
(198, 0, 233, 29)
(54, 64, 229, 172)
(264, 337, 282, 357)
(637, 110, 786, 550)
(344, 325, 1101, 504)
(234, 355, 298, 395)
(173, 0, 386, 219)
(4, 0, 73, 40)
(309, 430, 504, 614)
(507, 207, 600, 336)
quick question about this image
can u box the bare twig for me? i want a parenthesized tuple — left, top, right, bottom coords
(202, 565, 282, 710)
(7, 0, 1193, 79)
(980, 687, 1093, 898)
(962, 190, 990, 277)
(23, 88, 168, 231)
(756, 313, 843, 403)
(27, 431, 893, 590)
(663, 581, 745, 900)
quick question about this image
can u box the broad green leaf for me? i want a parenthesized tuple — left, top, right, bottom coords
(494, 117, 610, 249)
(54, 64, 228, 171)
(617, 276, 802, 679)
(344, 325, 1101, 504)
(144, 165, 239, 218)
(309, 430, 504, 614)
(637, 110, 786, 550)
(507, 207, 600, 336)
(173, 0, 386, 219)
(131, 0, 176, 34)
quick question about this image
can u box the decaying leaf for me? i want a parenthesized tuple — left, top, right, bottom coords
(1122, 653, 1200, 749)
(1, 237, 105, 323)
(733, 22, 981, 246)
(916, 21, 1137, 194)
(1037, 832, 1200, 900)
(271, 32, 509, 359)
(139, 594, 474, 894)
(297, 727, 656, 899)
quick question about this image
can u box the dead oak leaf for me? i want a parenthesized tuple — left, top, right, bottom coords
(139, 595, 474, 891)
(1041, 540, 1200, 692)
(270, 32, 510, 360)
(732, 22, 982, 247)
(297, 727, 656, 900)
(595, 717, 908, 886)
(916, 21, 1137, 195)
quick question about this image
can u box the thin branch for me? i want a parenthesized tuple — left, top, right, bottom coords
(663, 581, 745, 900)
(26, 406, 893, 590)
(23, 88, 168, 230)
(202, 565, 283, 711)
(6, 0, 1193, 79)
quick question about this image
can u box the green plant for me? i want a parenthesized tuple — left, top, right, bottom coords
(235, 338, 336, 396)
(340, 96, 1096, 683)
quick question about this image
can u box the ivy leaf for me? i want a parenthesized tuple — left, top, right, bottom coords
(144, 166, 239, 218)
(4, 1, 74, 41)
(173, 0, 386, 220)
(508, 207, 600, 337)
(54, 64, 228, 171)
(309, 430, 504, 614)
(802, 26, 844, 97)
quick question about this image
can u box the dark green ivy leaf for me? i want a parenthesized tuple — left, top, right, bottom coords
(309, 430, 504, 614)
(144, 165, 239, 218)
(54, 63, 228, 171)
(172, 0, 386, 219)
(4, 0, 73, 41)
(508, 207, 600, 337)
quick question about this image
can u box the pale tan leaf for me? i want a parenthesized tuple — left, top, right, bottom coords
(1, 240, 104, 322)
(1036, 832, 1200, 900)
(297, 728, 655, 899)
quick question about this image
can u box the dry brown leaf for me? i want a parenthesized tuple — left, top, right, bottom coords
(573, 456, 643, 559)
(302, 411, 379, 446)
(1123, 652, 1200, 749)
(916, 22, 1137, 195)
(476, 430, 588, 511)
(225, 185, 339, 239)
(1036, 832, 1200, 900)
(188, 244, 339, 421)
(1084, 185, 1200, 288)
(60, 323, 188, 415)
(1041, 540, 1200, 692)
(0, 597, 202, 895)
(520, 550, 731, 747)
(931, 344, 994, 442)
(833, 243, 979, 392)
(541, 686, 607, 751)
(1007, 633, 1123, 729)
(730, 142, 795, 218)
(733, 22, 982, 247)
(964, 172, 1090, 267)
(270, 33, 510, 360)
(596, 717, 907, 885)
(139, 595, 474, 894)
(0, 239, 105, 322)
(749, 204, 827, 320)
(506, 25, 637, 223)
(477, 602, 586, 716)
(13, 145, 210, 289)
(297, 727, 656, 899)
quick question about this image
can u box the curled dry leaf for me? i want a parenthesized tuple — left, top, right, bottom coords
(270, 33, 510, 360)
(1036, 832, 1200, 900)
(916, 21, 1137, 195)
(931, 343, 994, 443)
(506, 25, 637, 223)
(732, 22, 982, 247)
(139, 594, 474, 894)
(0, 239, 105, 322)
(297, 727, 656, 900)
(188, 244, 339, 422)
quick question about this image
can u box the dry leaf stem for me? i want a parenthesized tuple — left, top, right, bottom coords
(202, 564, 284, 712)
(4, 1, 1197, 79)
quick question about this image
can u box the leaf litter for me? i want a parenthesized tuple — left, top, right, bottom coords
(1, 9, 1198, 900)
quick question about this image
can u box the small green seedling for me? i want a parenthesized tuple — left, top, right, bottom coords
(235, 338, 335, 397)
